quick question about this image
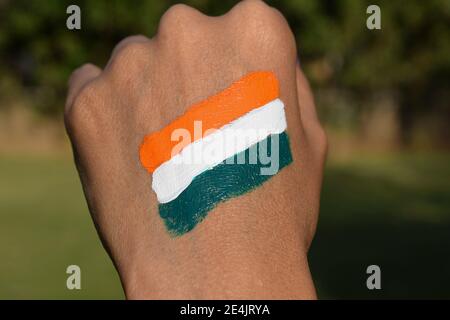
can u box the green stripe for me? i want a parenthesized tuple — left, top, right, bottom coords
(159, 132, 293, 236)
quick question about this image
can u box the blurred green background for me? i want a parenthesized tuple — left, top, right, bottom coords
(0, 0, 449, 299)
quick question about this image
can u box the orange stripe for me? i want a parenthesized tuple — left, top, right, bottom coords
(139, 71, 279, 173)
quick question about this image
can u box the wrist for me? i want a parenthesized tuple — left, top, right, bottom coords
(121, 239, 315, 299)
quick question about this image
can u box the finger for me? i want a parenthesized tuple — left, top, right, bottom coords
(295, 61, 320, 131)
(66, 63, 102, 112)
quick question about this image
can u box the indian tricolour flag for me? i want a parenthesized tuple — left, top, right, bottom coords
(140, 71, 292, 236)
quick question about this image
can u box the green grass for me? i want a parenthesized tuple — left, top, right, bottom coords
(0, 152, 449, 299)
(310, 153, 450, 299)
(0, 154, 123, 299)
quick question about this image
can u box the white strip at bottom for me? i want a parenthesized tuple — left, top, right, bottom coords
(152, 98, 287, 203)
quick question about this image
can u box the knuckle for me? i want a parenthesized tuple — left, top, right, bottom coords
(232, 0, 296, 59)
(108, 40, 150, 76)
(68, 63, 98, 89)
(112, 40, 149, 64)
(65, 83, 99, 132)
(233, 0, 274, 15)
(71, 63, 95, 78)
(234, 0, 286, 28)
(158, 4, 201, 35)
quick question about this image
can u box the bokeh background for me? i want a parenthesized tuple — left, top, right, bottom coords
(0, 0, 449, 299)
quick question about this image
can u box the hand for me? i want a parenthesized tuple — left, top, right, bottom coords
(64, 0, 327, 299)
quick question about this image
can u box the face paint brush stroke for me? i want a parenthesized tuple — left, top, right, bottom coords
(139, 71, 293, 236)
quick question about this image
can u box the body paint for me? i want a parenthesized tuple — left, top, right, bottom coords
(139, 71, 293, 236)
(159, 132, 293, 236)
(152, 98, 287, 203)
(139, 71, 279, 173)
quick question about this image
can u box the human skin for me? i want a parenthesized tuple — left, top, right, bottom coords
(64, 0, 327, 299)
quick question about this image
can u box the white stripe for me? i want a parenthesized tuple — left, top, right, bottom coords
(152, 98, 287, 203)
